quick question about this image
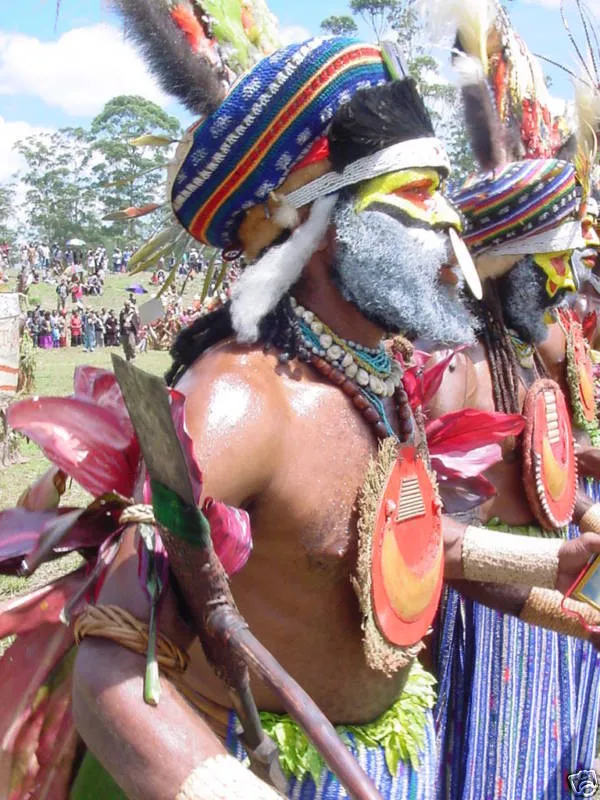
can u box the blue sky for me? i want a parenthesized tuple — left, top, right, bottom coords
(0, 0, 598, 182)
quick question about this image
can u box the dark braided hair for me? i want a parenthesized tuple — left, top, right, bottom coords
(165, 296, 310, 387)
(475, 281, 522, 414)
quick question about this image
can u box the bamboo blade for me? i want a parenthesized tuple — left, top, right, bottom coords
(208, 606, 383, 800)
(200, 251, 219, 303)
(103, 203, 163, 222)
(101, 163, 170, 189)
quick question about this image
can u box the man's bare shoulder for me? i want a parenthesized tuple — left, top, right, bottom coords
(174, 340, 290, 505)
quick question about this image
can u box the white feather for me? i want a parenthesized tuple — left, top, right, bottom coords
(417, 0, 494, 70)
(453, 53, 485, 87)
(231, 194, 337, 343)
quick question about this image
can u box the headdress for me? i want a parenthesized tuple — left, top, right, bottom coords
(419, 1, 585, 258)
(452, 160, 583, 255)
(114, 0, 452, 340)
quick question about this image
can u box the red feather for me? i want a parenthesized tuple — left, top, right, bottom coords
(170, 3, 206, 53)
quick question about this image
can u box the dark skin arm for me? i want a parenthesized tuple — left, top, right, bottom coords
(72, 528, 228, 800)
(442, 514, 600, 594)
(73, 358, 280, 800)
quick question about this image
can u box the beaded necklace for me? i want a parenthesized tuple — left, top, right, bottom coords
(287, 298, 414, 442)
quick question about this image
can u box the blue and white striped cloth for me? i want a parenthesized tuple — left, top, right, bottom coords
(226, 710, 437, 799)
(434, 479, 600, 800)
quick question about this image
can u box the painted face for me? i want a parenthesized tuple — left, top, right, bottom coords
(354, 168, 463, 232)
(532, 250, 576, 299)
(580, 212, 600, 269)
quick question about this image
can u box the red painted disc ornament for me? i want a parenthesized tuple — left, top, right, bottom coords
(561, 310, 597, 426)
(522, 378, 577, 531)
(370, 447, 443, 647)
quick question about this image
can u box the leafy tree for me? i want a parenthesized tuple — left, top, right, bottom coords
(321, 1, 475, 179)
(0, 184, 16, 246)
(14, 127, 102, 246)
(321, 16, 358, 36)
(90, 95, 182, 244)
(349, 0, 402, 40)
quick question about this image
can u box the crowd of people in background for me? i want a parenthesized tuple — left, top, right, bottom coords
(1, 238, 239, 361)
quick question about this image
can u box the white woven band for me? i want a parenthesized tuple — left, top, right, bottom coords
(462, 526, 562, 588)
(579, 503, 600, 535)
(285, 137, 450, 210)
(175, 754, 284, 799)
(485, 220, 585, 256)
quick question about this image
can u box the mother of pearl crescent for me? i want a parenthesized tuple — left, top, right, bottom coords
(371, 447, 443, 647)
(522, 378, 576, 531)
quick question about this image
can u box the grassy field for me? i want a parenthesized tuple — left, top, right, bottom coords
(0, 271, 196, 602)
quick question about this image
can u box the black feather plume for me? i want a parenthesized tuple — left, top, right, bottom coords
(112, 0, 226, 116)
(328, 80, 435, 173)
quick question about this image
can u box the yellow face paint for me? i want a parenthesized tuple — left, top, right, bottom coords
(582, 214, 600, 249)
(355, 168, 462, 231)
(533, 251, 576, 298)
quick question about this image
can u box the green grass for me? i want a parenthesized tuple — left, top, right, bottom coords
(0, 272, 184, 612)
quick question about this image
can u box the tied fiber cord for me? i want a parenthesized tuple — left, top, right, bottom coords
(74, 604, 231, 740)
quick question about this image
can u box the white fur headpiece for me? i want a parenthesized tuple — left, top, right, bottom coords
(230, 194, 338, 342)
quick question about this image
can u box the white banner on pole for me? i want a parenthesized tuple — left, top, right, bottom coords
(0, 294, 20, 395)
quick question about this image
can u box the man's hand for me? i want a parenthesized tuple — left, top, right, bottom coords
(557, 532, 600, 593)
(575, 444, 600, 480)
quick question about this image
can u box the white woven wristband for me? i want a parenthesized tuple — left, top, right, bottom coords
(462, 526, 563, 588)
(175, 754, 285, 800)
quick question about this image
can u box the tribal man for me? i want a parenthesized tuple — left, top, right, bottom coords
(55, 9, 600, 800)
(428, 162, 600, 800)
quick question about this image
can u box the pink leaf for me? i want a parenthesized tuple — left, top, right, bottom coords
(17, 467, 66, 512)
(435, 467, 497, 514)
(203, 498, 252, 576)
(430, 444, 502, 479)
(7, 397, 139, 497)
(0, 626, 73, 792)
(0, 571, 86, 639)
(404, 348, 465, 410)
(169, 389, 203, 504)
(0, 508, 117, 574)
(426, 408, 524, 454)
(72, 366, 134, 438)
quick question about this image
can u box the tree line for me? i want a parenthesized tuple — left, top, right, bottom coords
(2, 95, 181, 249)
(3, 0, 492, 251)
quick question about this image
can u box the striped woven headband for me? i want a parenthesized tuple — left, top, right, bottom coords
(171, 37, 388, 249)
(451, 160, 579, 254)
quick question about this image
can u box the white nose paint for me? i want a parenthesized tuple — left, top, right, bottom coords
(449, 227, 483, 300)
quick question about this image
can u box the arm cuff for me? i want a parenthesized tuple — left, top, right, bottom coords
(462, 525, 562, 588)
(176, 755, 284, 800)
(580, 503, 600, 534)
(521, 587, 600, 639)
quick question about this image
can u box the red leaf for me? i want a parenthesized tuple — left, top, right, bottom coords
(0, 626, 73, 792)
(17, 467, 66, 512)
(7, 397, 139, 497)
(430, 444, 502, 479)
(169, 388, 203, 504)
(7, 692, 49, 799)
(435, 467, 497, 514)
(0, 508, 117, 574)
(33, 704, 77, 800)
(426, 408, 525, 454)
(583, 311, 598, 345)
(72, 366, 135, 438)
(0, 571, 85, 638)
(403, 348, 465, 410)
(203, 498, 252, 576)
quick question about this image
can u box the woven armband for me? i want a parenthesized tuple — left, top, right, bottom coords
(521, 587, 600, 640)
(175, 755, 284, 800)
(579, 503, 600, 534)
(462, 526, 562, 588)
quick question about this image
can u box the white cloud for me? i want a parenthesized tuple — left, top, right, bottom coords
(279, 25, 312, 45)
(0, 117, 51, 184)
(0, 23, 169, 117)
